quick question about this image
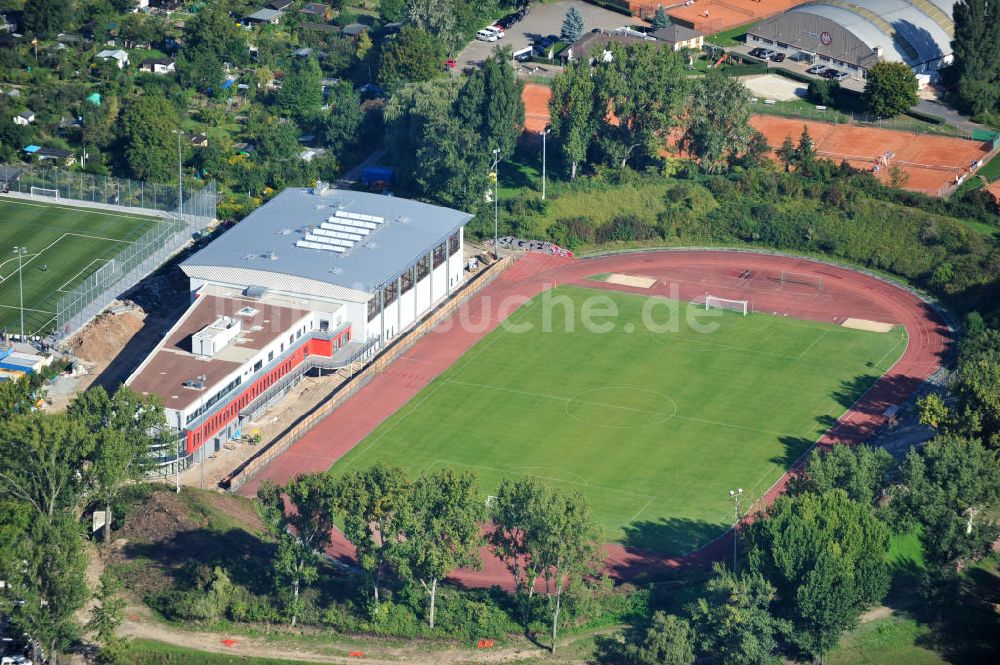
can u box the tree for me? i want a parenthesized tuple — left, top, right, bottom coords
(887, 163, 910, 189)
(807, 78, 839, 106)
(278, 57, 324, 120)
(378, 26, 445, 93)
(414, 113, 490, 212)
(949, 0, 1000, 117)
(334, 463, 412, 609)
(356, 31, 374, 61)
(0, 375, 36, 420)
(405, 0, 458, 49)
(790, 444, 893, 506)
(894, 435, 1000, 596)
(380, 0, 407, 22)
(185, 3, 246, 65)
(863, 61, 918, 118)
(177, 45, 225, 94)
(688, 563, 783, 665)
(121, 95, 179, 182)
(87, 572, 127, 664)
(743, 130, 772, 169)
(477, 50, 525, 160)
(396, 469, 483, 627)
(796, 125, 816, 172)
(625, 611, 695, 665)
(594, 42, 688, 168)
(69, 386, 165, 544)
(81, 94, 120, 149)
(321, 81, 362, 156)
(560, 7, 585, 43)
(0, 414, 94, 518)
(776, 135, 796, 172)
(489, 476, 548, 606)
(651, 6, 671, 31)
(258, 473, 339, 626)
(917, 392, 950, 430)
(549, 60, 597, 178)
(24, 0, 74, 38)
(383, 77, 460, 184)
(3, 514, 89, 665)
(534, 489, 600, 653)
(683, 69, 754, 173)
(748, 490, 891, 661)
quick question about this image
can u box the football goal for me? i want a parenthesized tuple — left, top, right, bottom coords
(29, 186, 60, 200)
(780, 271, 823, 290)
(705, 295, 748, 316)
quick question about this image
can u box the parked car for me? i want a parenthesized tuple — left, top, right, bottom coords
(443, 59, 457, 69)
(497, 14, 518, 29)
(821, 68, 839, 79)
(769, 52, 785, 62)
(476, 29, 497, 42)
(833, 71, 849, 81)
(514, 50, 532, 62)
(748, 47, 767, 58)
(806, 64, 827, 75)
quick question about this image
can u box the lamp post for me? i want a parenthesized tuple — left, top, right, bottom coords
(12, 246, 27, 339)
(539, 127, 551, 200)
(729, 488, 744, 571)
(490, 148, 500, 260)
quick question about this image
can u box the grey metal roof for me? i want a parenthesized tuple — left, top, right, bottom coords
(784, 0, 956, 67)
(749, 11, 880, 68)
(650, 24, 704, 43)
(182, 187, 472, 295)
(246, 8, 283, 21)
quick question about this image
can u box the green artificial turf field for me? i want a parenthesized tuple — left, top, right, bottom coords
(0, 198, 162, 335)
(329, 285, 907, 555)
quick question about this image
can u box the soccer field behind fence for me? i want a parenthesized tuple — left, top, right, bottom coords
(0, 165, 216, 337)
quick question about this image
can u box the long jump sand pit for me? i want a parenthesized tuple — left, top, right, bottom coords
(605, 273, 658, 288)
(841, 318, 895, 333)
(751, 115, 994, 196)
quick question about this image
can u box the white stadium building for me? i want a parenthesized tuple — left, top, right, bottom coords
(126, 185, 471, 469)
(747, 0, 957, 79)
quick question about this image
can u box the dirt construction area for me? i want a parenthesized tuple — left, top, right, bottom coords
(751, 115, 996, 195)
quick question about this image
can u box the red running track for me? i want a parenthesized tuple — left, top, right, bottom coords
(238, 250, 952, 588)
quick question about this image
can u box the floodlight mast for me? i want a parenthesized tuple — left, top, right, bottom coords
(729, 488, 744, 571)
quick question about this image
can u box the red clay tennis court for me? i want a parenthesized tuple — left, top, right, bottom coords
(631, 0, 809, 34)
(523, 83, 552, 133)
(751, 115, 996, 196)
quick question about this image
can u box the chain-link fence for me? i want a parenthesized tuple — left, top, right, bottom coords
(53, 215, 189, 336)
(0, 163, 218, 337)
(750, 101, 975, 139)
(0, 163, 217, 221)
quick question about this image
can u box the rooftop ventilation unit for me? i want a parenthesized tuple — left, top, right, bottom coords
(237, 306, 259, 317)
(192, 316, 242, 359)
(182, 374, 207, 390)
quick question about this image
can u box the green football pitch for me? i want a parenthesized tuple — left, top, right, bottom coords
(0, 198, 162, 335)
(329, 285, 907, 555)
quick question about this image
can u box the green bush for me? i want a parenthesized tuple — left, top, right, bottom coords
(596, 213, 660, 243)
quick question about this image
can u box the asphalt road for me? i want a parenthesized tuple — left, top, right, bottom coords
(455, 0, 643, 72)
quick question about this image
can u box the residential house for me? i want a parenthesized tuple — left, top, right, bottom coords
(190, 134, 208, 148)
(341, 23, 368, 41)
(96, 48, 129, 68)
(141, 57, 176, 74)
(244, 8, 283, 26)
(565, 29, 656, 64)
(301, 3, 333, 21)
(13, 110, 34, 126)
(650, 24, 704, 51)
(23, 145, 76, 166)
(268, 0, 294, 10)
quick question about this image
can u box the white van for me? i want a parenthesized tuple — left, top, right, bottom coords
(476, 29, 497, 42)
(484, 25, 505, 39)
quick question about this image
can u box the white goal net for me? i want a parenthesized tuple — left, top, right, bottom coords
(780, 271, 823, 290)
(705, 295, 748, 316)
(29, 186, 60, 199)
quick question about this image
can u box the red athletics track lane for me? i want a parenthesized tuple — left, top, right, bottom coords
(238, 250, 952, 587)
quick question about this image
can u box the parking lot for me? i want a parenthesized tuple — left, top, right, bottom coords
(455, 0, 644, 74)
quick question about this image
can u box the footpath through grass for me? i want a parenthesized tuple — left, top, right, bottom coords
(0, 198, 161, 334)
(330, 285, 905, 555)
